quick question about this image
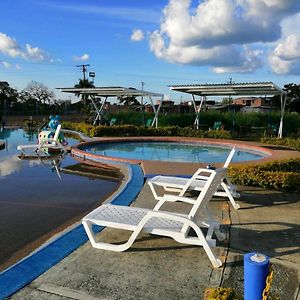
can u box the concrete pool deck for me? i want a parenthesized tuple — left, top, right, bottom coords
(2, 138, 300, 299)
(8, 182, 300, 300)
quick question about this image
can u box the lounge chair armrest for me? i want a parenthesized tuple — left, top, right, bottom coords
(153, 194, 195, 211)
(160, 194, 196, 204)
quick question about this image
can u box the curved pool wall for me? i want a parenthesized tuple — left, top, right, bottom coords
(71, 136, 274, 167)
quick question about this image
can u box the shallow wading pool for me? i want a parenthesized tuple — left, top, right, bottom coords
(80, 140, 269, 164)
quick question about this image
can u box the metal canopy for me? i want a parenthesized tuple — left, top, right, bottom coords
(58, 86, 163, 127)
(58, 86, 163, 98)
(169, 82, 283, 96)
(170, 82, 286, 138)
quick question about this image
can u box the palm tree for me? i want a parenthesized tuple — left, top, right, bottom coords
(74, 79, 95, 105)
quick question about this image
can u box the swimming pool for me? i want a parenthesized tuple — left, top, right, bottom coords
(0, 128, 121, 271)
(82, 140, 267, 163)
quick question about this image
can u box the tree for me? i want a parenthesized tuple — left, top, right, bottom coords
(118, 95, 141, 108)
(74, 78, 95, 105)
(284, 83, 300, 113)
(23, 81, 55, 105)
(0, 81, 19, 119)
(271, 83, 300, 112)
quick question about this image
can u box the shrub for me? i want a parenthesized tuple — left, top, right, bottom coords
(206, 287, 242, 300)
(228, 158, 300, 192)
(261, 137, 300, 151)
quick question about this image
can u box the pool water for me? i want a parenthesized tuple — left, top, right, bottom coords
(85, 141, 266, 163)
(0, 128, 120, 271)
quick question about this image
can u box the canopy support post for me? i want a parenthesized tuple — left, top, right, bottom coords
(278, 92, 287, 138)
(192, 94, 205, 130)
(148, 95, 162, 128)
(90, 96, 107, 125)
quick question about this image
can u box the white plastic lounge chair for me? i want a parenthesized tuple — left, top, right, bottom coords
(148, 147, 240, 210)
(17, 124, 65, 156)
(82, 168, 228, 268)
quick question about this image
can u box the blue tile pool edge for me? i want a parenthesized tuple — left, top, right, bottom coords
(0, 163, 144, 299)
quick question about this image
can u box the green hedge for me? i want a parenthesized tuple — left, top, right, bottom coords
(228, 159, 300, 192)
(106, 111, 300, 136)
(261, 137, 300, 151)
(62, 122, 232, 139)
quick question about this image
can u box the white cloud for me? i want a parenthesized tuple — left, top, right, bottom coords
(1, 61, 11, 68)
(149, 0, 300, 74)
(25, 44, 48, 61)
(74, 53, 89, 61)
(0, 32, 49, 61)
(0, 32, 24, 58)
(131, 29, 144, 42)
(269, 34, 300, 74)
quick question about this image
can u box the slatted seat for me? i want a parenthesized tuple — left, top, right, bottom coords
(148, 147, 240, 209)
(82, 168, 228, 268)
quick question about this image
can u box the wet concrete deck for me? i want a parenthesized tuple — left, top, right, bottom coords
(9, 184, 300, 300)
(5, 138, 300, 299)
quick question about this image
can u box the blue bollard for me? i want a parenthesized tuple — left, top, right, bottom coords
(244, 252, 270, 300)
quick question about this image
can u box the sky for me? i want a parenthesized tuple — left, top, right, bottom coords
(1, 0, 300, 102)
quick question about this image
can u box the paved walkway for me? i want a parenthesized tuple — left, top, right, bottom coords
(9, 183, 300, 300)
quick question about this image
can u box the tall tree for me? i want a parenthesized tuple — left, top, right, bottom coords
(271, 83, 300, 112)
(74, 78, 95, 105)
(23, 81, 55, 105)
(0, 81, 19, 118)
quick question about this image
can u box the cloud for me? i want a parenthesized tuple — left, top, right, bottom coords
(0, 32, 24, 58)
(149, 0, 300, 74)
(131, 29, 144, 42)
(73, 53, 89, 61)
(0, 32, 49, 61)
(1, 61, 11, 68)
(44, 2, 161, 24)
(269, 34, 300, 74)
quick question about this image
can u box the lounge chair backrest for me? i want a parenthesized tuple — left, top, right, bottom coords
(53, 124, 61, 142)
(179, 147, 236, 197)
(187, 168, 226, 220)
(223, 146, 236, 168)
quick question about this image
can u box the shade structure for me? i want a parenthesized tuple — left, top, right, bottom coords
(58, 86, 163, 127)
(169, 82, 287, 137)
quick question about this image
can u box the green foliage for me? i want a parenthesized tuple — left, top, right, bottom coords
(62, 122, 232, 139)
(62, 121, 95, 137)
(261, 137, 300, 151)
(207, 287, 242, 300)
(228, 159, 300, 192)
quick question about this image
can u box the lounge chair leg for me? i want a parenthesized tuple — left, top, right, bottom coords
(221, 182, 240, 209)
(82, 220, 144, 252)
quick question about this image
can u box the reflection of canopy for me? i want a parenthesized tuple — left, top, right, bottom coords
(169, 82, 287, 138)
(58, 86, 163, 127)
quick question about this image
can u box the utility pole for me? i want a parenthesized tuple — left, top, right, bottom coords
(141, 81, 145, 125)
(76, 64, 90, 81)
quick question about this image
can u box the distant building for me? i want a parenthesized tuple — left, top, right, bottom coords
(233, 97, 273, 113)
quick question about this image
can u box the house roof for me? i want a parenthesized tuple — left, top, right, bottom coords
(57, 86, 163, 98)
(169, 82, 284, 96)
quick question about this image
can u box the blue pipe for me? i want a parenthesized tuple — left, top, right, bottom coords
(244, 252, 270, 300)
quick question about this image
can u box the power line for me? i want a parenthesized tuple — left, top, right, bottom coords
(76, 64, 90, 81)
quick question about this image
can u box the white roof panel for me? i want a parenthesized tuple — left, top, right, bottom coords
(57, 86, 163, 97)
(169, 82, 284, 96)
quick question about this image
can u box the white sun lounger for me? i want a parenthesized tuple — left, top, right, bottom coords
(148, 147, 240, 210)
(82, 168, 228, 268)
(17, 124, 64, 156)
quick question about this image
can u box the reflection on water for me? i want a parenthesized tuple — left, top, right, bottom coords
(85, 141, 266, 163)
(0, 129, 121, 271)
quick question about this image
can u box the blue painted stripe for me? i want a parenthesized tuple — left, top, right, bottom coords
(0, 163, 144, 299)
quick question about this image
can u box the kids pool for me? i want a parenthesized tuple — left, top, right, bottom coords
(81, 141, 267, 163)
